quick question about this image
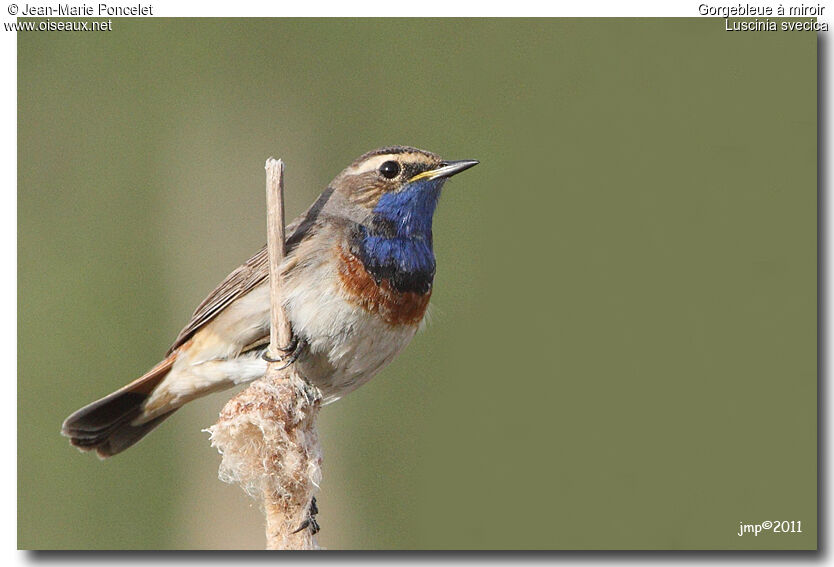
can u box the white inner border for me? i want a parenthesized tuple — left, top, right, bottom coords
(3, 2, 829, 565)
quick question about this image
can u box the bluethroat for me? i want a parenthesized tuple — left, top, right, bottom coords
(62, 146, 478, 457)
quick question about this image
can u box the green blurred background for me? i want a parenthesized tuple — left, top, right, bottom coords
(18, 19, 817, 550)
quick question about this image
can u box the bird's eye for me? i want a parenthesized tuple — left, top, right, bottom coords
(379, 160, 401, 179)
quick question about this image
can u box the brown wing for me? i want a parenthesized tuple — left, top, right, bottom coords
(166, 186, 336, 355)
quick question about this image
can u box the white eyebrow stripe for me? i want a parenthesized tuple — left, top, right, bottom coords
(343, 154, 401, 176)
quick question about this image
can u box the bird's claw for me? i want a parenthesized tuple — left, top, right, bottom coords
(277, 334, 300, 354)
(262, 334, 305, 369)
(292, 496, 320, 535)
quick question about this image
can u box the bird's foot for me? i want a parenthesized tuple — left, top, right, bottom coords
(292, 496, 320, 535)
(262, 334, 306, 370)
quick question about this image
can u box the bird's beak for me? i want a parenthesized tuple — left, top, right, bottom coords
(409, 159, 479, 182)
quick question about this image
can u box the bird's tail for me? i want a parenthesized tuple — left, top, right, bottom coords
(61, 354, 177, 458)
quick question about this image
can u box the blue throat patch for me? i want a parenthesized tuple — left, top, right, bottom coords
(355, 179, 443, 294)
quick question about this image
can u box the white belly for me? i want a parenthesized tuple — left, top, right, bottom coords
(283, 255, 420, 401)
(142, 249, 424, 419)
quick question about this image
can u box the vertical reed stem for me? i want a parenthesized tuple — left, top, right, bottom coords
(208, 158, 322, 550)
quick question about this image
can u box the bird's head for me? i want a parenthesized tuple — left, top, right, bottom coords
(320, 146, 477, 294)
(331, 146, 478, 237)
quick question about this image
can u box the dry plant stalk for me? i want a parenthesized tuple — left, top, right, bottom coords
(207, 158, 322, 550)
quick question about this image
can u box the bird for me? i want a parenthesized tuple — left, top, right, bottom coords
(61, 146, 479, 458)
